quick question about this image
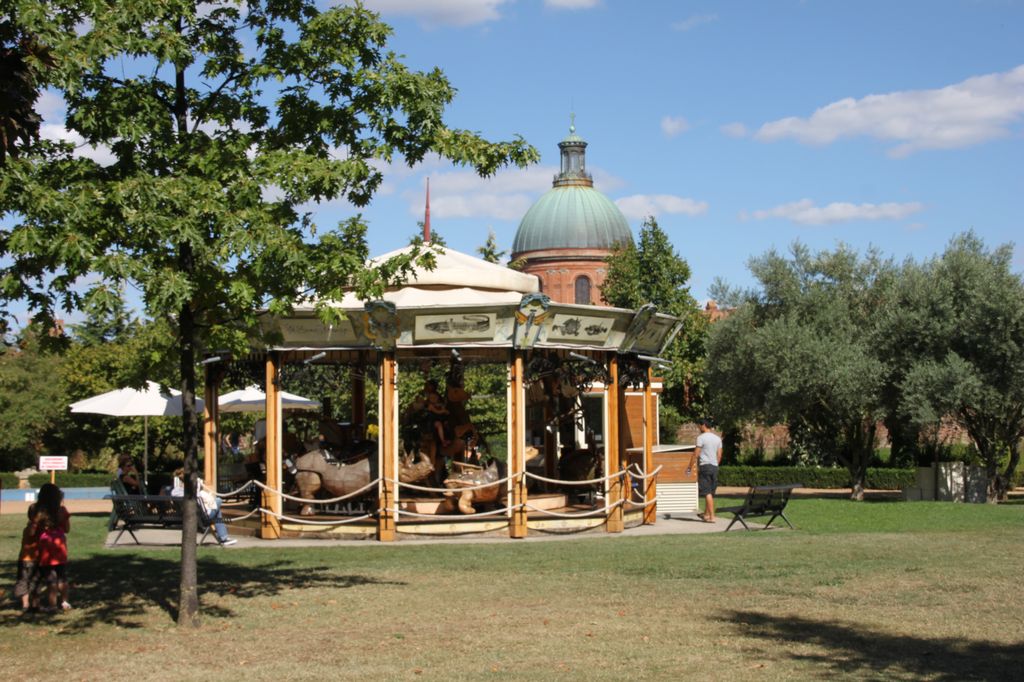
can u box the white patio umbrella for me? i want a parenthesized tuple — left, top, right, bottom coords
(69, 381, 205, 485)
(218, 385, 320, 413)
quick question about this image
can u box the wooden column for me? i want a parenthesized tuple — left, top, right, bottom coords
(606, 355, 624, 533)
(509, 350, 528, 538)
(261, 352, 282, 539)
(377, 352, 397, 542)
(643, 366, 657, 525)
(351, 363, 366, 436)
(202, 365, 219, 487)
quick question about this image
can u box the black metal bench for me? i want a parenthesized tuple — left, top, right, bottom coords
(719, 484, 801, 531)
(107, 480, 221, 546)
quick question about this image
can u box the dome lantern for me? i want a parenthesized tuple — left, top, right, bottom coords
(555, 114, 592, 188)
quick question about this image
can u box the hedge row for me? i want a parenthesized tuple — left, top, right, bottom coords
(718, 466, 917, 490)
(1, 472, 115, 489)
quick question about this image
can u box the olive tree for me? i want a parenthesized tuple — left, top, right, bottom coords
(892, 233, 1024, 501)
(706, 243, 896, 499)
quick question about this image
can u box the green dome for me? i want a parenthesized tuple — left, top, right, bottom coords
(512, 184, 633, 254)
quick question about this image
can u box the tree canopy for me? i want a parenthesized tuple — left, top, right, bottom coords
(600, 217, 708, 431)
(884, 233, 1024, 500)
(706, 243, 896, 499)
(0, 0, 538, 625)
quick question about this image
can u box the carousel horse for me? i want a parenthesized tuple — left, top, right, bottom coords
(440, 459, 502, 515)
(292, 445, 434, 516)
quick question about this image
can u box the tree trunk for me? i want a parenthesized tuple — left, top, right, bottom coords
(172, 44, 201, 627)
(176, 251, 202, 627)
(997, 444, 1020, 502)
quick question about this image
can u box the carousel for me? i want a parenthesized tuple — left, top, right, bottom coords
(199, 244, 688, 541)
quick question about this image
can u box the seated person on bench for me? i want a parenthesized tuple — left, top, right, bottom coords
(171, 468, 236, 546)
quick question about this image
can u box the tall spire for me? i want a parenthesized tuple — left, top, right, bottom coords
(424, 177, 431, 243)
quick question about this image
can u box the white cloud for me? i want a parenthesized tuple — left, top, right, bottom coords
(36, 90, 66, 121)
(660, 115, 690, 137)
(754, 64, 1024, 157)
(615, 194, 708, 219)
(720, 122, 748, 138)
(404, 165, 554, 220)
(545, 0, 601, 9)
(359, 0, 508, 28)
(672, 13, 718, 32)
(31, 89, 114, 165)
(747, 199, 924, 226)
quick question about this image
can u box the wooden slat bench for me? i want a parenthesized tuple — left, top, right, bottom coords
(720, 484, 801, 531)
(106, 480, 221, 546)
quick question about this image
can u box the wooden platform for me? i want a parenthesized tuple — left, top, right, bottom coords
(222, 498, 646, 540)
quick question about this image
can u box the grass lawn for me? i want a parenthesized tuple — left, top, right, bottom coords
(2, 499, 1021, 681)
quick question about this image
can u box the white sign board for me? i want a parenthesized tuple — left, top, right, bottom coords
(39, 456, 68, 471)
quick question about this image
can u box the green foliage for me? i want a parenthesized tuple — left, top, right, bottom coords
(600, 216, 707, 418)
(476, 230, 505, 264)
(882, 233, 1024, 500)
(718, 466, 916, 490)
(0, 0, 538, 624)
(707, 243, 896, 497)
(0, 325, 66, 469)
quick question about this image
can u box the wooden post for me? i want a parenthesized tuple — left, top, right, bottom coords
(606, 355, 624, 533)
(203, 365, 218, 487)
(261, 352, 282, 539)
(509, 350, 528, 538)
(377, 352, 397, 542)
(643, 366, 657, 525)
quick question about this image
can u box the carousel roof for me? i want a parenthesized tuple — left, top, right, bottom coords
(370, 243, 538, 295)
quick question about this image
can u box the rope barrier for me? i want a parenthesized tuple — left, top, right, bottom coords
(625, 464, 663, 481)
(522, 469, 627, 486)
(384, 505, 520, 521)
(252, 478, 381, 504)
(395, 473, 516, 494)
(623, 496, 660, 509)
(221, 508, 260, 523)
(214, 481, 258, 498)
(260, 508, 375, 525)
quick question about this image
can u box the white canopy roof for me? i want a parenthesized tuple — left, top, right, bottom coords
(218, 386, 320, 413)
(372, 244, 539, 293)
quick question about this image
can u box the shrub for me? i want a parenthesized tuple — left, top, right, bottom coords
(718, 466, 916, 490)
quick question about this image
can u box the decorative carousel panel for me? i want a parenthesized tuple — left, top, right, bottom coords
(414, 312, 497, 342)
(631, 315, 679, 354)
(262, 315, 362, 347)
(546, 313, 614, 344)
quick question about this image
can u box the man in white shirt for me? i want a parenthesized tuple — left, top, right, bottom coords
(695, 419, 723, 522)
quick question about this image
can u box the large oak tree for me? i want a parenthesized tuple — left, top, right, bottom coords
(0, 0, 537, 625)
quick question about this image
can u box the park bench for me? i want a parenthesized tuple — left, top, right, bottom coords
(106, 479, 221, 546)
(719, 483, 801, 531)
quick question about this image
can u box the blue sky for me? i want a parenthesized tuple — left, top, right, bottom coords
(341, 0, 1024, 301)
(27, 0, 1024, 315)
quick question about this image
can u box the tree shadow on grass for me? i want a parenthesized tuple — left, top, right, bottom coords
(3, 551, 405, 632)
(725, 609, 1023, 681)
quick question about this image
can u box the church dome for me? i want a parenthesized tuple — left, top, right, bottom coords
(512, 124, 633, 256)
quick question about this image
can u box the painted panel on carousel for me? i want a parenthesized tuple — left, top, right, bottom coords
(264, 315, 361, 346)
(546, 313, 614, 344)
(415, 312, 497, 342)
(632, 315, 679, 354)
(363, 300, 401, 351)
(513, 293, 551, 349)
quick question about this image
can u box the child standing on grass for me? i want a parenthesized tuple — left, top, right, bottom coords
(14, 504, 40, 614)
(36, 506, 71, 612)
(35, 483, 72, 612)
